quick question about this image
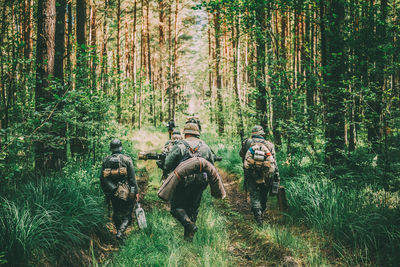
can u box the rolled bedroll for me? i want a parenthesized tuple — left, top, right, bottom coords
(157, 157, 226, 202)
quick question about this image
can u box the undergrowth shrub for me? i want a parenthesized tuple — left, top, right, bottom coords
(285, 175, 400, 265)
(0, 162, 106, 266)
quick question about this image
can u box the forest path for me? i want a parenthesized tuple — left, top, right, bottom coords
(103, 129, 334, 266)
(126, 129, 289, 266)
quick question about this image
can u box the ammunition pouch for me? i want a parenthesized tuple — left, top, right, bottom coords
(114, 182, 130, 201)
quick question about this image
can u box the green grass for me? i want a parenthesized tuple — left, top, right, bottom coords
(0, 161, 107, 266)
(110, 152, 232, 267)
(204, 134, 400, 266)
(285, 174, 400, 265)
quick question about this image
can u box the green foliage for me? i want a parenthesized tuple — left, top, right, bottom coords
(202, 133, 243, 176)
(0, 162, 106, 266)
(285, 174, 400, 265)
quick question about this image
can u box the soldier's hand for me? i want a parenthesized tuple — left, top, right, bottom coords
(136, 194, 140, 202)
(128, 192, 136, 200)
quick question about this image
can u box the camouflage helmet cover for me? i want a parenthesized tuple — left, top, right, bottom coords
(251, 125, 265, 136)
(110, 138, 123, 152)
(172, 129, 182, 140)
(183, 122, 200, 136)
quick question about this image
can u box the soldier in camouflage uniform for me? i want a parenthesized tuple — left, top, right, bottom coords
(239, 126, 280, 225)
(186, 116, 201, 132)
(100, 139, 139, 239)
(163, 122, 214, 241)
(167, 119, 176, 139)
(157, 129, 182, 179)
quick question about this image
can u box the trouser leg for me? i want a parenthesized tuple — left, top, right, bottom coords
(247, 176, 264, 224)
(112, 198, 133, 238)
(170, 208, 192, 227)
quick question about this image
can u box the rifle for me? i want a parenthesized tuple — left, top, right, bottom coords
(138, 151, 222, 162)
(138, 152, 166, 160)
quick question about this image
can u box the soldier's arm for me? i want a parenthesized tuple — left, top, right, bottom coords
(269, 143, 280, 179)
(163, 143, 183, 172)
(239, 139, 249, 159)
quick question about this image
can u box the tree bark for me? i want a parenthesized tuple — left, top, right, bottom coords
(214, 9, 224, 134)
(35, 0, 56, 172)
(255, 0, 267, 129)
(322, 0, 346, 165)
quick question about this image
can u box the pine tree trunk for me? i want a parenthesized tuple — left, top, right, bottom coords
(131, 0, 137, 126)
(322, 0, 346, 165)
(54, 0, 66, 83)
(172, 0, 179, 120)
(116, 0, 121, 122)
(255, 0, 267, 129)
(90, 2, 97, 90)
(214, 9, 224, 134)
(233, 15, 244, 139)
(35, 0, 56, 172)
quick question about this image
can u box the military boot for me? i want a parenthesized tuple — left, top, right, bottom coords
(116, 217, 130, 240)
(184, 221, 198, 242)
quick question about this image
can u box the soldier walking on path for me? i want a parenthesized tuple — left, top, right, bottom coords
(157, 129, 182, 180)
(100, 139, 140, 240)
(239, 126, 280, 225)
(163, 122, 215, 241)
(167, 119, 176, 139)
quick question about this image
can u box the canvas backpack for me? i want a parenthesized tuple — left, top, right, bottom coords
(103, 154, 129, 200)
(179, 140, 208, 185)
(244, 141, 275, 182)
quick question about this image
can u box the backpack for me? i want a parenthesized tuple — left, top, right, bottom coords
(180, 140, 203, 162)
(102, 154, 129, 200)
(243, 141, 275, 182)
(179, 140, 207, 185)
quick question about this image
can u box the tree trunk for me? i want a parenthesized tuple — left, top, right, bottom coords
(255, 0, 267, 129)
(54, 0, 66, 83)
(214, 9, 224, 134)
(233, 15, 244, 139)
(322, 0, 346, 165)
(131, 0, 137, 126)
(158, 0, 165, 123)
(172, 0, 179, 121)
(90, 2, 97, 91)
(116, 0, 121, 122)
(35, 0, 56, 172)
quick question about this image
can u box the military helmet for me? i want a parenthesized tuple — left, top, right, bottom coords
(251, 125, 265, 136)
(110, 138, 123, 152)
(172, 129, 182, 140)
(183, 122, 200, 136)
(186, 116, 201, 131)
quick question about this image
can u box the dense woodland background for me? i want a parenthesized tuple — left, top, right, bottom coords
(0, 0, 400, 266)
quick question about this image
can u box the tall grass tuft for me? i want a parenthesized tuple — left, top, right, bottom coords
(114, 193, 230, 267)
(0, 163, 106, 266)
(285, 174, 400, 265)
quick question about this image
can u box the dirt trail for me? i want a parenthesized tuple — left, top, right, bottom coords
(217, 169, 288, 266)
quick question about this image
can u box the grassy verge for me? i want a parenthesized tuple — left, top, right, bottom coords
(285, 174, 400, 265)
(0, 161, 107, 266)
(0, 124, 141, 266)
(204, 134, 400, 266)
(110, 163, 232, 267)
